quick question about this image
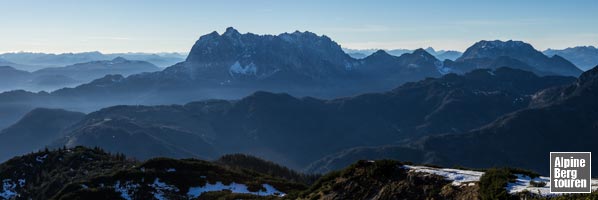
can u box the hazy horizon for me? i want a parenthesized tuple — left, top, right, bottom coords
(0, 50, 189, 55)
(0, 37, 596, 55)
(0, 31, 595, 55)
(1, 0, 597, 53)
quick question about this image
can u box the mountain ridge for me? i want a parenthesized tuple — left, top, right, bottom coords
(544, 46, 598, 71)
(3, 147, 594, 199)
(0, 67, 575, 170)
(0, 57, 159, 93)
(307, 65, 598, 175)
(454, 40, 582, 76)
(0, 51, 186, 70)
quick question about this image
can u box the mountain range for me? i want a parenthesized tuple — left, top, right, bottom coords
(0, 67, 576, 170)
(0, 57, 160, 92)
(343, 47, 463, 61)
(2, 63, 593, 177)
(346, 44, 598, 74)
(307, 65, 598, 175)
(0, 58, 36, 72)
(0, 28, 446, 129)
(0, 28, 585, 131)
(544, 46, 598, 71)
(419, 64, 598, 174)
(0, 28, 592, 171)
(1, 27, 598, 199)
(0, 52, 186, 70)
(448, 40, 582, 77)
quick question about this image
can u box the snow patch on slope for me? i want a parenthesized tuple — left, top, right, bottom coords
(36, 154, 48, 163)
(403, 165, 483, 186)
(114, 180, 140, 200)
(404, 165, 598, 196)
(1, 179, 18, 199)
(229, 61, 257, 76)
(150, 178, 179, 200)
(0, 179, 24, 199)
(507, 174, 551, 195)
(187, 181, 285, 198)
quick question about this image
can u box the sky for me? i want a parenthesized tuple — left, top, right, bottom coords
(1, 0, 597, 53)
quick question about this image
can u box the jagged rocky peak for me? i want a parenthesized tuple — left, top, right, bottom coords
(223, 26, 241, 37)
(191, 27, 332, 49)
(190, 27, 242, 47)
(186, 27, 344, 63)
(474, 40, 531, 49)
(183, 27, 354, 79)
(200, 30, 221, 41)
(278, 30, 328, 43)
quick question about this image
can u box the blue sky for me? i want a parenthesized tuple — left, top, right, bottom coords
(1, 0, 597, 53)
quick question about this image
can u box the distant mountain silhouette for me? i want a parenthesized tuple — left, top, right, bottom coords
(344, 40, 582, 77)
(0, 66, 31, 91)
(33, 57, 160, 85)
(0, 51, 185, 70)
(0, 58, 38, 72)
(544, 46, 598, 71)
(344, 47, 463, 61)
(0, 57, 159, 92)
(451, 40, 583, 76)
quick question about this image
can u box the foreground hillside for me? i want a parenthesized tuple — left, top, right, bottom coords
(0, 147, 305, 200)
(1, 147, 597, 200)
